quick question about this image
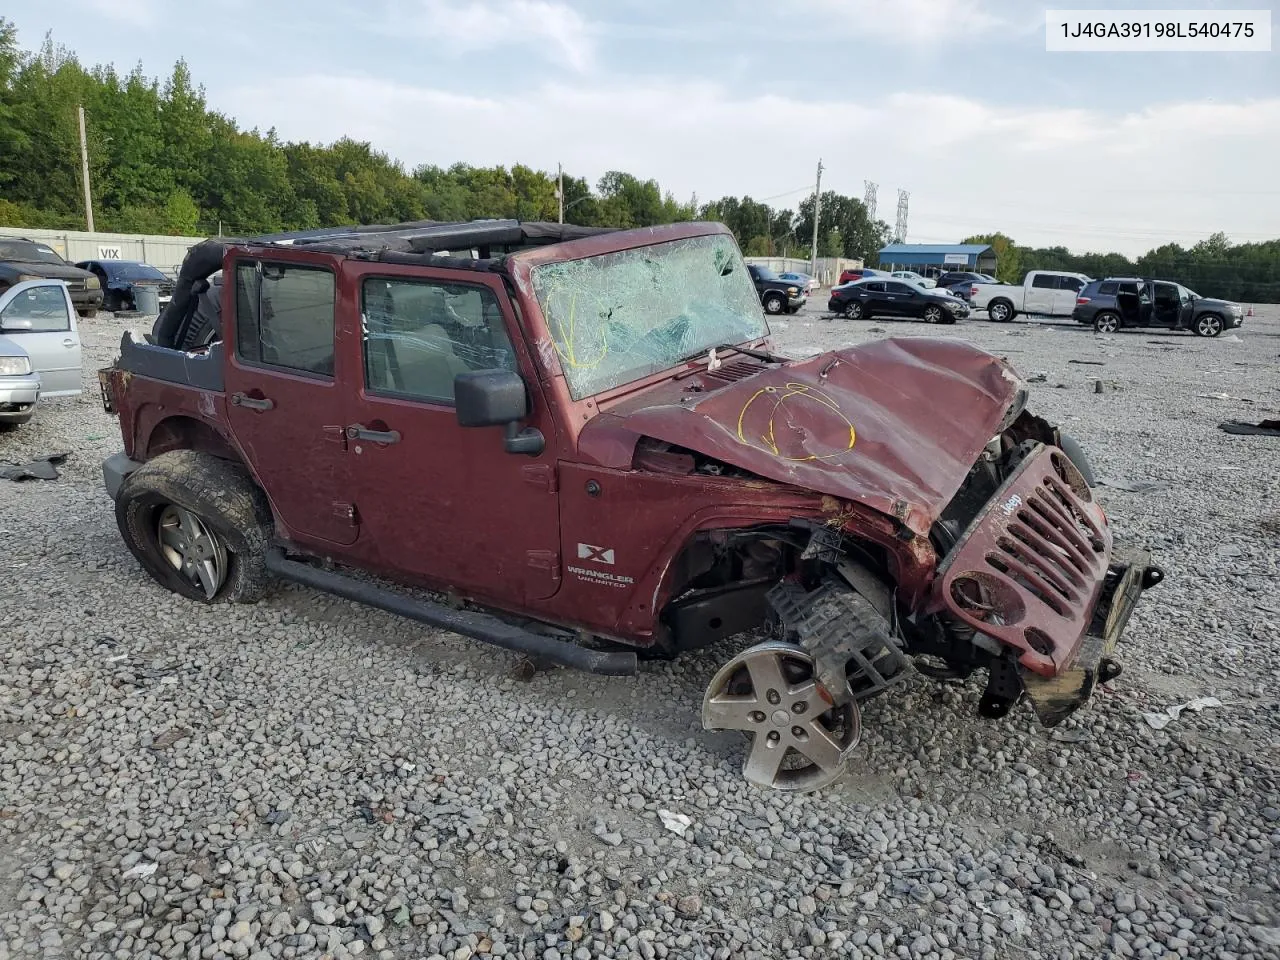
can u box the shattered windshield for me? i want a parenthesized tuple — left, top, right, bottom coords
(530, 233, 768, 399)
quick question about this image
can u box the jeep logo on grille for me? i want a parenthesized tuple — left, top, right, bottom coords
(1001, 494, 1023, 516)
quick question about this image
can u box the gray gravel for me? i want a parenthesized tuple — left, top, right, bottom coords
(1, 305, 1278, 960)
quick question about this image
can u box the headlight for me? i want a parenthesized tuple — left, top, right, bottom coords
(16, 273, 42, 282)
(787, 286, 799, 295)
(0, 355, 32, 376)
(85, 276, 101, 289)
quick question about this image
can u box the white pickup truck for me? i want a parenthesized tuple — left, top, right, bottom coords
(969, 270, 1092, 322)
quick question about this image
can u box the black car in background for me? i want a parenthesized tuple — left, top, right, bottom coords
(0, 237, 103, 316)
(1072, 277, 1244, 337)
(935, 271, 997, 301)
(828, 278, 969, 324)
(76, 259, 175, 313)
(747, 264, 807, 315)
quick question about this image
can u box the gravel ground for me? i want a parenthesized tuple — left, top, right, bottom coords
(1, 304, 1278, 960)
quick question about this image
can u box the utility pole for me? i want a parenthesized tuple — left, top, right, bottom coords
(809, 159, 823, 279)
(557, 162, 564, 224)
(77, 104, 94, 232)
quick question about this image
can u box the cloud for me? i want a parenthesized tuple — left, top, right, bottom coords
(382, 0, 595, 72)
(75, 0, 163, 25)
(799, 0, 1010, 43)
(220, 73, 1280, 254)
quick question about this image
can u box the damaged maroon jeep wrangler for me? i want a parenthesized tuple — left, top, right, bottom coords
(99, 220, 1162, 791)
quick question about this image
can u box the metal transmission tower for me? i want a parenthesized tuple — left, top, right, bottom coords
(863, 180, 878, 221)
(894, 189, 910, 243)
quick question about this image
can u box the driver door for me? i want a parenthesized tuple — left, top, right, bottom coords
(0, 280, 82, 396)
(342, 263, 562, 602)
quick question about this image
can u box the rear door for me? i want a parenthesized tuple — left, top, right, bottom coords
(1052, 276, 1085, 315)
(0, 280, 82, 396)
(861, 281, 888, 315)
(1024, 273, 1057, 314)
(223, 256, 358, 547)
(342, 264, 562, 601)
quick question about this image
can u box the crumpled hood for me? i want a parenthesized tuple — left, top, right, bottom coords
(590, 337, 1023, 536)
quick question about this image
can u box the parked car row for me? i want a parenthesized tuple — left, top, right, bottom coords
(747, 264, 808, 314)
(75, 258, 175, 313)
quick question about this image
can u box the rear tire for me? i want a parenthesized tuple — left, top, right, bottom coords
(842, 301, 864, 320)
(1093, 312, 1120, 334)
(115, 450, 273, 603)
(987, 299, 1015, 322)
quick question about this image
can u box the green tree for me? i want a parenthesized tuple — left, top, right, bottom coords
(962, 232, 1020, 281)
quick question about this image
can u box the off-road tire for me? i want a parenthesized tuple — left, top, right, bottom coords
(768, 577, 910, 702)
(115, 450, 273, 603)
(763, 293, 785, 314)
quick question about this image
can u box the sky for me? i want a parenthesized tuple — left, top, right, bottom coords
(5, 0, 1278, 255)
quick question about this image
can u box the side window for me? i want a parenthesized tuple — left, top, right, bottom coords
(885, 282, 914, 294)
(362, 277, 516, 404)
(1098, 281, 1118, 295)
(863, 281, 886, 293)
(1117, 282, 1138, 295)
(235, 262, 335, 377)
(1031, 274, 1057, 289)
(0, 285, 70, 332)
(1059, 277, 1084, 292)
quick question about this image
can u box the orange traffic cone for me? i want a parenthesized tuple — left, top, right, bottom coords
(1246, 305, 1254, 317)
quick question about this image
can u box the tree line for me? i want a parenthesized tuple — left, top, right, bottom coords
(1, 20, 1275, 301)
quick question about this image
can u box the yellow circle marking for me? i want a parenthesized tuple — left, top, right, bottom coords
(735, 382, 857, 462)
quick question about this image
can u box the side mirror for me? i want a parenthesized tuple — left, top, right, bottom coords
(454, 369, 545, 456)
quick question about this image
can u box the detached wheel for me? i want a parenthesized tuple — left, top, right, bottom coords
(1093, 312, 1120, 334)
(1194, 313, 1223, 338)
(842, 301, 864, 320)
(702, 640, 860, 792)
(115, 450, 272, 603)
(988, 299, 1015, 322)
(763, 293, 785, 315)
(923, 305, 944, 324)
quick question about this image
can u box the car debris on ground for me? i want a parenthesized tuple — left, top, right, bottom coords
(0, 450, 70, 481)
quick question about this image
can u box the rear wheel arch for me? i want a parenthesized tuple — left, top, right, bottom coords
(141, 414, 240, 462)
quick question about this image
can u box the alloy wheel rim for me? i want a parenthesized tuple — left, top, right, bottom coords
(1198, 316, 1220, 336)
(925, 307, 941, 323)
(157, 504, 228, 600)
(702, 640, 861, 792)
(1098, 315, 1118, 332)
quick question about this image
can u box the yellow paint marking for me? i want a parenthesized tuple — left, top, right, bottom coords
(735, 382, 856, 462)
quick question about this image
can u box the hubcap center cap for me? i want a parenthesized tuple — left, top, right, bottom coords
(771, 709, 790, 725)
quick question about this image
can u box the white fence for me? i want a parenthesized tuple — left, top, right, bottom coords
(0, 227, 204, 276)
(744, 256, 863, 287)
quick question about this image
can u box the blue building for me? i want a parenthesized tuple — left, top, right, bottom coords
(877, 243, 996, 277)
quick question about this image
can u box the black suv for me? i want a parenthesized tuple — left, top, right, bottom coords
(1072, 277, 1243, 338)
(0, 237, 103, 316)
(935, 271, 996, 302)
(747, 264, 806, 315)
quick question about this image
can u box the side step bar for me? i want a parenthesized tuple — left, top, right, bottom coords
(264, 549, 638, 676)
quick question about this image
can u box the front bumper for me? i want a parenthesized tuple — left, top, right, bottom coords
(936, 443, 1161, 723)
(103, 451, 143, 500)
(1022, 549, 1162, 725)
(788, 294, 807, 310)
(0, 373, 41, 422)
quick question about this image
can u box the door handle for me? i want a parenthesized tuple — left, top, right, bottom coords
(346, 424, 401, 444)
(63, 338, 76, 347)
(231, 392, 275, 411)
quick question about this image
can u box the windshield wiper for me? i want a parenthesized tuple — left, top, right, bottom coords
(715, 343, 786, 363)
